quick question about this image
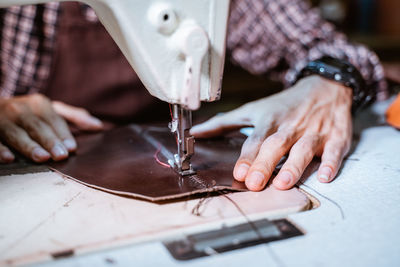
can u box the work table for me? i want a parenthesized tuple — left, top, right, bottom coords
(1, 99, 399, 267)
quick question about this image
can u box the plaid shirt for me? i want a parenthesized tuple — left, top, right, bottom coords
(0, 0, 388, 101)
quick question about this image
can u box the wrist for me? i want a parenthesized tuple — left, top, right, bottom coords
(297, 75, 353, 107)
(296, 56, 368, 113)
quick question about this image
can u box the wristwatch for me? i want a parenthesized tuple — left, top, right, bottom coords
(296, 56, 370, 112)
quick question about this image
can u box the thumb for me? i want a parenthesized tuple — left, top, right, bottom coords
(191, 111, 250, 138)
(52, 101, 103, 131)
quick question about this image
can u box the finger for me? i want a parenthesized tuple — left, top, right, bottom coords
(191, 111, 250, 138)
(273, 135, 321, 190)
(0, 120, 50, 163)
(245, 130, 297, 191)
(0, 142, 15, 163)
(26, 95, 76, 151)
(233, 122, 275, 182)
(318, 137, 350, 183)
(39, 104, 77, 152)
(17, 114, 69, 161)
(52, 101, 103, 131)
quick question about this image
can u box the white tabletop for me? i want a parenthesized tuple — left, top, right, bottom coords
(23, 99, 400, 267)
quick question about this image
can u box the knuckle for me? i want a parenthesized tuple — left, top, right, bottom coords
(337, 129, 348, 139)
(18, 115, 38, 130)
(332, 126, 351, 141)
(43, 138, 58, 149)
(296, 138, 312, 151)
(284, 165, 301, 178)
(47, 111, 63, 124)
(240, 145, 254, 159)
(337, 140, 348, 152)
(241, 136, 262, 153)
(239, 115, 251, 124)
(266, 132, 289, 147)
(76, 107, 90, 116)
(322, 160, 337, 170)
(22, 143, 37, 155)
(236, 157, 253, 167)
(30, 93, 48, 104)
(19, 119, 55, 147)
(295, 138, 318, 158)
(5, 102, 24, 115)
(1, 127, 25, 146)
(0, 125, 13, 139)
(330, 147, 341, 158)
(301, 148, 314, 160)
(322, 146, 341, 163)
(251, 161, 274, 175)
(249, 131, 265, 143)
(254, 118, 274, 129)
(0, 121, 17, 137)
(208, 118, 221, 128)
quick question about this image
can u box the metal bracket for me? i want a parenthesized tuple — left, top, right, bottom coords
(163, 219, 303, 261)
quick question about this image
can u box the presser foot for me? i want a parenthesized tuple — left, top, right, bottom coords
(172, 154, 196, 176)
(169, 104, 196, 176)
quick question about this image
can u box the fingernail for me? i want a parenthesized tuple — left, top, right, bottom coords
(51, 143, 68, 159)
(190, 125, 199, 132)
(1, 151, 14, 162)
(234, 163, 249, 180)
(32, 147, 50, 162)
(190, 125, 201, 135)
(90, 117, 103, 127)
(63, 139, 77, 151)
(276, 171, 292, 185)
(319, 166, 332, 182)
(248, 171, 265, 188)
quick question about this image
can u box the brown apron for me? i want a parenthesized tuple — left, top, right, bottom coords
(42, 2, 169, 124)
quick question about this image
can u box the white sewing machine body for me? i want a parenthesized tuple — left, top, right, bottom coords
(1, 0, 230, 110)
(0, 0, 231, 174)
(1, 1, 399, 267)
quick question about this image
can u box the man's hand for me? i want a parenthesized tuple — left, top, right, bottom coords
(0, 94, 103, 163)
(191, 75, 353, 191)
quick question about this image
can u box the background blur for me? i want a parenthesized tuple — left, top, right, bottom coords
(314, 0, 400, 61)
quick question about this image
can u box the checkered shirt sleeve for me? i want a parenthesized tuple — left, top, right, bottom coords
(0, 3, 59, 97)
(0, 0, 388, 101)
(227, 0, 388, 100)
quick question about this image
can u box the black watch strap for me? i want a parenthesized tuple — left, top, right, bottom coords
(296, 56, 371, 112)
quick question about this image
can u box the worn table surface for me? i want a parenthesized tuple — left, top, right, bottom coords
(2, 99, 400, 267)
(0, 133, 312, 265)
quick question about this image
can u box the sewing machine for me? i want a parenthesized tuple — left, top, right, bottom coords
(1, 99, 399, 267)
(2, 1, 400, 267)
(0, 0, 231, 175)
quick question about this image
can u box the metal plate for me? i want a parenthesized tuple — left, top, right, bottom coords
(163, 219, 303, 260)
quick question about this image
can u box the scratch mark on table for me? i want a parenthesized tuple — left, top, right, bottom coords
(64, 192, 81, 207)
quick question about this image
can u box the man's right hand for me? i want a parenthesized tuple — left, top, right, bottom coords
(0, 93, 103, 163)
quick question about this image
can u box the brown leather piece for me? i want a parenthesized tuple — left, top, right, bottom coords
(48, 125, 247, 201)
